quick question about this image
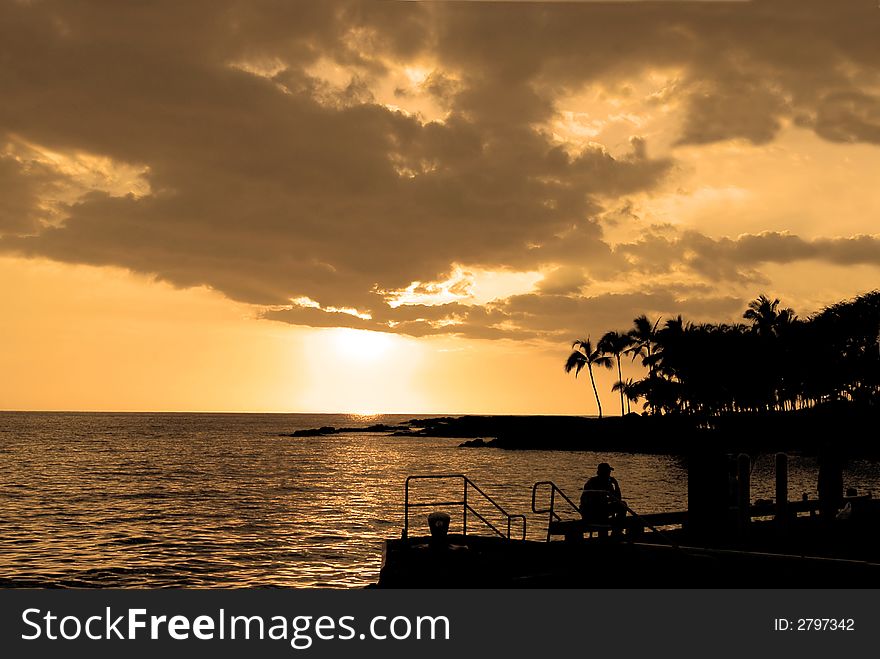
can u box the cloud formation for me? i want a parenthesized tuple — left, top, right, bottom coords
(0, 155, 58, 235)
(1, 1, 879, 341)
(617, 232, 880, 282)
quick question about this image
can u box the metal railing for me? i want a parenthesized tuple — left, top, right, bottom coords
(531, 481, 582, 541)
(531, 480, 679, 546)
(403, 474, 526, 540)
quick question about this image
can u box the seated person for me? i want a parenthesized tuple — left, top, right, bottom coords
(580, 463, 625, 529)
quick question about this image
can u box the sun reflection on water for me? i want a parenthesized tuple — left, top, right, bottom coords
(1, 412, 878, 588)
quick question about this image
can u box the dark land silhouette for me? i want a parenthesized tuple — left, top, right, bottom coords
(399, 405, 880, 457)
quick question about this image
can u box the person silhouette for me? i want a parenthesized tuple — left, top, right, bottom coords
(580, 463, 625, 534)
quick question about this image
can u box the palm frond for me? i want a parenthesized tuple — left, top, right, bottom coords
(564, 351, 586, 376)
(572, 338, 593, 353)
(593, 355, 613, 369)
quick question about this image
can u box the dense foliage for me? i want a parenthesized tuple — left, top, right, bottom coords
(567, 291, 880, 416)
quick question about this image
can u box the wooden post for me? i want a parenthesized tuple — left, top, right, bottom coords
(462, 479, 468, 536)
(687, 450, 732, 540)
(737, 453, 751, 532)
(775, 452, 788, 533)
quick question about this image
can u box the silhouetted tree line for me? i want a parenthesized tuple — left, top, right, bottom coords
(567, 291, 880, 417)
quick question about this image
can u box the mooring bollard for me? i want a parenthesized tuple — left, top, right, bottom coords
(427, 511, 451, 547)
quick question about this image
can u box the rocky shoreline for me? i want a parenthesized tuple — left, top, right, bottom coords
(279, 423, 408, 437)
(281, 404, 880, 457)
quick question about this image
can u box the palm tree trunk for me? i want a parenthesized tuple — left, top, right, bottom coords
(587, 364, 603, 418)
(616, 355, 624, 415)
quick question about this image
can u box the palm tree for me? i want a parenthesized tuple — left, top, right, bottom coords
(598, 330, 635, 415)
(744, 294, 782, 336)
(603, 291, 878, 416)
(628, 314, 660, 367)
(612, 378, 639, 414)
(565, 338, 613, 418)
(643, 316, 687, 413)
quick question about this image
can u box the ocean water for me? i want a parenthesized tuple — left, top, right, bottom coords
(1, 412, 878, 588)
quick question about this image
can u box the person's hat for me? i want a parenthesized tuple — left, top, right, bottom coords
(597, 462, 614, 472)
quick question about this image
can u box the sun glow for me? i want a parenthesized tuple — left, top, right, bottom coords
(404, 66, 430, 86)
(330, 328, 394, 362)
(296, 327, 427, 413)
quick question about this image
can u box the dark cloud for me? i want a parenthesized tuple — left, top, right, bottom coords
(535, 266, 589, 296)
(1, 1, 879, 341)
(0, 0, 673, 313)
(0, 155, 60, 235)
(617, 231, 880, 282)
(499, 290, 744, 338)
(676, 77, 790, 146)
(433, 0, 880, 146)
(810, 92, 880, 144)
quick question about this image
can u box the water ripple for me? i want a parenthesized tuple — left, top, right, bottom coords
(1, 412, 878, 588)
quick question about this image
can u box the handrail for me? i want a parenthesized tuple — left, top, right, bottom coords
(531, 480, 679, 547)
(404, 474, 527, 541)
(531, 481, 581, 541)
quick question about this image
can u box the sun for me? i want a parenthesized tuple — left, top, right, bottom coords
(404, 66, 430, 86)
(297, 326, 426, 413)
(330, 328, 394, 362)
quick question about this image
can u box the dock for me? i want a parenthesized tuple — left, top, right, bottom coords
(378, 534, 880, 588)
(377, 456, 880, 588)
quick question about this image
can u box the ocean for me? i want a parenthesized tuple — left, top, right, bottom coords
(1, 412, 878, 588)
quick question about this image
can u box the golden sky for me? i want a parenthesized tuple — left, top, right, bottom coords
(2, 1, 879, 414)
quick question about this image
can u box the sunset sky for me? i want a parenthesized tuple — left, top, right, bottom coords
(2, 0, 879, 414)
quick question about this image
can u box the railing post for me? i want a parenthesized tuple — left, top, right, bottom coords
(403, 478, 409, 540)
(403, 474, 524, 541)
(463, 478, 468, 536)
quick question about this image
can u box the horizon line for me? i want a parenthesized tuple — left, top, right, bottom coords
(0, 408, 593, 416)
